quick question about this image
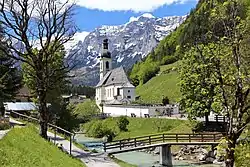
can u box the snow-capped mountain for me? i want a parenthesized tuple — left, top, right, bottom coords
(67, 13, 186, 86)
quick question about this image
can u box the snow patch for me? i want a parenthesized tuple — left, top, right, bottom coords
(64, 31, 89, 51)
(125, 43, 136, 50)
(87, 46, 93, 52)
(117, 56, 124, 63)
(128, 13, 155, 24)
(129, 16, 139, 23)
(141, 13, 155, 19)
(114, 43, 121, 48)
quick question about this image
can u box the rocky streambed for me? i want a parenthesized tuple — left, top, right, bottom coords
(136, 144, 224, 166)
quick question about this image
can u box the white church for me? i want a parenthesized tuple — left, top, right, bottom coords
(95, 39, 180, 117)
(95, 39, 136, 106)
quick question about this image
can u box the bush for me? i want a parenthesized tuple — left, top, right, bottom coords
(0, 122, 11, 130)
(191, 120, 204, 132)
(74, 100, 100, 123)
(84, 120, 117, 141)
(117, 116, 129, 132)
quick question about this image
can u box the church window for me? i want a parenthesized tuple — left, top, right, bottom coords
(117, 88, 120, 96)
(106, 61, 109, 69)
(128, 90, 130, 93)
(127, 96, 131, 99)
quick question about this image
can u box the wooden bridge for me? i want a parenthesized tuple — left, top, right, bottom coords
(104, 132, 223, 166)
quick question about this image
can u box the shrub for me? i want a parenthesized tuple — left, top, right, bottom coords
(162, 96, 170, 105)
(88, 120, 104, 138)
(0, 122, 11, 130)
(74, 100, 100, 123)
(191, 120, 204, 132)
(84, 120, 117, 141)
(117, 116, 129, 132)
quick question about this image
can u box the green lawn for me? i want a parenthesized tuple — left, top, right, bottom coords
(83, 117, 192, 140)
(0, 126, 85, 167)
(136, 62, 181, 104)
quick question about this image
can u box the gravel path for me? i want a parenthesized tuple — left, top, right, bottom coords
(0, 129, 10, 139)
(47, 131, 120, 167)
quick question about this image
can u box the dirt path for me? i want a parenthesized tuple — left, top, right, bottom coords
(0, 129, 10, 139)
(47, 131, 120, 167)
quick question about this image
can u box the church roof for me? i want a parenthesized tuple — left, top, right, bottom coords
(96, 67, 134, 88)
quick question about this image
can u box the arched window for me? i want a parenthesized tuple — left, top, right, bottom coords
(106, 61, 109, 69)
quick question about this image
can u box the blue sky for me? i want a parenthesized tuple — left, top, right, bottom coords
(73, 0, 198, 32)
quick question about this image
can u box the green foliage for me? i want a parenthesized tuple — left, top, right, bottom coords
(235, 143, 250, 167)
(83, 119, 118, 141)
(117, 116, 129, 132)
(0, 126, 85, 167)
(130, 57, 160, 85)
(180, 1, 250, 165)
(162, 96, 170, 105)
(0, 29, 22, 114)
(180, 44, 219, 118)
(63, 85, 95, 98)
(136, 67, 180, 104)
(0, 122, 11, 130)
(22, 47, 68, 103)
(74, 100, 100, 123)
(83, 117, 190, 140)
(190, 120, 204, 133)
(50, 102, 79, 132)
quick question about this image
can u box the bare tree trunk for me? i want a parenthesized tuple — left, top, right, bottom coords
(38, 88, 48, 139)
(205, 112, 209, 125)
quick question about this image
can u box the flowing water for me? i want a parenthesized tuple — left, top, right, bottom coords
(74, 134, 221, 167)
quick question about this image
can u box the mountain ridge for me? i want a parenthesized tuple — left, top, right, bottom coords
(66, 14, 186, 86)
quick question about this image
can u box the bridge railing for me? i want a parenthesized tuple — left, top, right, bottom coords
(104, 132, 223, 152)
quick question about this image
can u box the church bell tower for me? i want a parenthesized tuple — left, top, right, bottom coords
(99, 38, 112, 80)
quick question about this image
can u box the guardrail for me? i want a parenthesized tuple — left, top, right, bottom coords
(10, 111, 74, 155)
(104, 132, 223, 152)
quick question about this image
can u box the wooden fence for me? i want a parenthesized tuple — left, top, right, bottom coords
(10, 111, 74, 155)
(104, 132, 223, 152)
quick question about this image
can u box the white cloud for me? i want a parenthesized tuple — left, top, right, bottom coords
(74, 0, 192, 12)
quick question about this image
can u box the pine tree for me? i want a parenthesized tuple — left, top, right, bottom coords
(0, 50, 22, 116)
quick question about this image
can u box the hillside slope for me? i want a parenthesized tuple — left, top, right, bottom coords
(136, 62, 180, 104)
(129, 0, 218, 86)
(0, 126, 85, 167)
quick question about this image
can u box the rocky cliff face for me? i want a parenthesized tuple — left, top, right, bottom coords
(67, 13, 186, 86)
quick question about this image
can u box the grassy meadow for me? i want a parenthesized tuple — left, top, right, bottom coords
(136, 62, 180, 104)
(0, 126, 85, 167)
(83, 117, 192, 140)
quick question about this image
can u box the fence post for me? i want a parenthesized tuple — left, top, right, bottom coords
(54, 128, 57, 145)
(104, 142, 106, 152)
(189, 134, 191, 142)
(149, 136, 151, 145)
(201, 134, 204, 142)
(70, 135, 72, 155)
(176, 134, 178, 142)
(120, 140, 122, 150)
(134, 138, 137, 147)
(213, 134, 216, 142)
(163, 134, 165, 142)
